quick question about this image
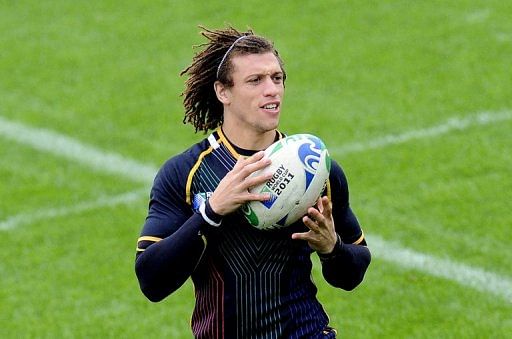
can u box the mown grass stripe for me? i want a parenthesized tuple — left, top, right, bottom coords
(0, 116, 157, 183)
(1, 111, 511, 303)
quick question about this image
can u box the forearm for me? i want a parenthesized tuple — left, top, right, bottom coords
(319, 235, 371, 291)
(135, 213, 206, 302)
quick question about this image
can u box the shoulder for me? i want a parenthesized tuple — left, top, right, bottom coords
(329, 159, 348, 188)
(326, 158, 351, 211)
(151, 138, 211, 192)
(157, 138, 210, 176)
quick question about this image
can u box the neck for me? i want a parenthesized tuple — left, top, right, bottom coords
(221, 125, 277, 151)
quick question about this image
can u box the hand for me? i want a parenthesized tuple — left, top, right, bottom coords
(208, 151, 273, 216)
(291, 196, 337, 254)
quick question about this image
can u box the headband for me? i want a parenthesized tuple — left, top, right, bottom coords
(216, 35, 249, 79)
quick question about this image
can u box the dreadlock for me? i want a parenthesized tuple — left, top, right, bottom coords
(180, 26, 286, 133)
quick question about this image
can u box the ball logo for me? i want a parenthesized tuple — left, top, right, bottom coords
(260, 186, 279, 209)
(241, 204, 259, 226)
(298, 136, 325, 189)
(260, 164, 295, 209)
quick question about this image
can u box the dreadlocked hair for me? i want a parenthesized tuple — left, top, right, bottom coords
(180, 26, 286, 133)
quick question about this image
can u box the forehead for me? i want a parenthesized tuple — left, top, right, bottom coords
(230, 52, 283, 77)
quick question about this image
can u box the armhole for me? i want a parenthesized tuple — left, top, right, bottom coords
(185, 146, 214, 205)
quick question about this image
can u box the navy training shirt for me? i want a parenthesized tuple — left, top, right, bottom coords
(135, 128, 370, 338)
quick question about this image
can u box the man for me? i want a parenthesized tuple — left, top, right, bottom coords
(135, 26, 371, 338)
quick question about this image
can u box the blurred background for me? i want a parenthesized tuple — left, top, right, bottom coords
(1, 0, 511, 337)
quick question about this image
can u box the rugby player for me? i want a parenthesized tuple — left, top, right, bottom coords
(135, 26, 371, 338)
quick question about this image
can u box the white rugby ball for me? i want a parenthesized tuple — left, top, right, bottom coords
(242, 134, 331, 230)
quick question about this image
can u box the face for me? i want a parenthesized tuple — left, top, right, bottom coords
(216, 52, 285, 136)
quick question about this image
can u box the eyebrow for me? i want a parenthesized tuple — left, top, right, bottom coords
(246, 70, 284, 78)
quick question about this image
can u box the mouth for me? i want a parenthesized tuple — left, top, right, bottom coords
(261, 102, 280, 113)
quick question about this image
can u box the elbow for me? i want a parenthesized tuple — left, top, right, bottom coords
(140, 285, 168, 303)
(327, 245, 372, 291)
(135, 255, 171, 303)
(344, 247, 371, 291)
(339, 273, 365, 291)
(333, 265, 367, 291)
(324, 269, 366, 291)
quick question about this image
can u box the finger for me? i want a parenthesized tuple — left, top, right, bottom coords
(302, 215, 321, 233)
(242, 151, 267, 167)
(248, 150, 266, 161)
(232, 151, 265, 171)
(306, 207, 324, 225)
(317, 197, 324, 213)
(235, 155, 271, 181)
(246, 191, 272, 202)
(243, 171, 273, 189)
(321, 196, 332, 217)
(244, 154, 271, 173)
(291, 231, 313, 241)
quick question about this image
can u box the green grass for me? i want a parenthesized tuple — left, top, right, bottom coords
(1, 0, 511, 338)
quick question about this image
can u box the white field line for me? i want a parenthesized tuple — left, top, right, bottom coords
(0, 188, 148, 231)
(368, 235, 512, 303)
(0, 116, 157, 184)
(1, 111, 512, 302)
(330, 110, 512, 156)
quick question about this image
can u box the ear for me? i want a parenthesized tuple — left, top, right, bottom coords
(214, 81, 230, 105)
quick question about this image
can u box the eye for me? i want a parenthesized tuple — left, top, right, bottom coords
(248, 76, 261, 84)
(272, 74, 284, 83)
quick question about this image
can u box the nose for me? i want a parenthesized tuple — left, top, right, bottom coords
(262, 76, 281, 97)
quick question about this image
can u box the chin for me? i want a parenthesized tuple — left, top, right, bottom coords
(254, 115, 280, 132)
(264, 121, 279, 132)
(268, 116, 280, 129)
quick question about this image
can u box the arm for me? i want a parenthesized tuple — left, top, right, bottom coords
(135, 151, 272, 302)
(292, 160, 371, 290)
(134, 159, 208, 302)
(320, 161, 371, 290)
(318, 214, 371, 291)
(135, 214, 206, 302)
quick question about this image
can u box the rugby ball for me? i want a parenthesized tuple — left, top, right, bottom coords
(242, 134, 331, 230)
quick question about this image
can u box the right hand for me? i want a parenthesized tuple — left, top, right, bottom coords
(208, 151, 273, 216)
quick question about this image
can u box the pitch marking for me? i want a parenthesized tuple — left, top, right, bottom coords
(368, 235, 512, 303)
(330, 110, 512, 156)
(0, 189, 147, 231)
(0, 116, 157, 183)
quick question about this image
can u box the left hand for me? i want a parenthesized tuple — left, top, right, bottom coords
(291, 196, 337, 254)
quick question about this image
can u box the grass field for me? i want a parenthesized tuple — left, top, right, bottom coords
(1, 1, 511, 338)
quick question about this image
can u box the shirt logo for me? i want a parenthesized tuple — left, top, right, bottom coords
(192, 192, 213, 212)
